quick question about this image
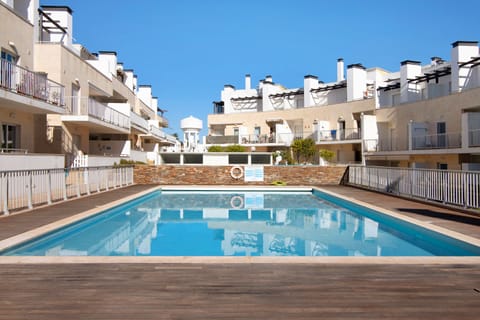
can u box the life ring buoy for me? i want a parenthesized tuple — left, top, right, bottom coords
(230, 195, 244, 209)
(230, 166, 244, 180)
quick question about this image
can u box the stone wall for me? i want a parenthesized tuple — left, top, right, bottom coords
(134, 165, 346, 186)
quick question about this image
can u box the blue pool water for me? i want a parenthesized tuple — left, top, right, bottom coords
(2, 189, 479, 256)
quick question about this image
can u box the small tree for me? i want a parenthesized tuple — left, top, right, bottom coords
(319, 149, 335, 165)
(290, 138, 316, 164)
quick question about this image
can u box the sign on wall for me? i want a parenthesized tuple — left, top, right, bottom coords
(244, 166, 264, 182)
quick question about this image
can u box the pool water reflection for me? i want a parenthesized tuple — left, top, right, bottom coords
(3, 191, 479, 256)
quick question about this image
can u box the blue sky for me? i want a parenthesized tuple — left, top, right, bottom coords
(41, 0, 480, 138)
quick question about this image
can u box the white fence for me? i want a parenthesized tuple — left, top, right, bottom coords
(347, 165, 480, 209)
(0, 166, 134, 215)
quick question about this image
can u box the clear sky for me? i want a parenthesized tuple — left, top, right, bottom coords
(41, 0, 480, 138)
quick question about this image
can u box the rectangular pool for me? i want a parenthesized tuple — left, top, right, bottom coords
(1, 188, 479, 256)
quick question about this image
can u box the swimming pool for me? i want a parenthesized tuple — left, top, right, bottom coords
(1, 188, 479, 256)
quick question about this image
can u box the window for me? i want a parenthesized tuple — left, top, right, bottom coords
(437, 163, 448, 170)
(437, 122, 446, 148)
(1, 50, 18, 89)
(1, 50, 17, 63)
(233, 128, 239, 136)
(1, 123, 20, 150)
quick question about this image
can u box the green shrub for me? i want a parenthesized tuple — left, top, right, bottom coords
(224, 144, 246, 152)
(207, 145, 224, 152)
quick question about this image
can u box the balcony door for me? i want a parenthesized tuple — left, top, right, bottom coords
(1, 123, 20, 151)
(437, 122, 446, 148)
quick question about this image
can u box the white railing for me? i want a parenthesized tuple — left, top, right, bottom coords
(149, 125, 167, 140)
(0, 166, 134, 215)
(130, 111, 149, 133)
(347, 165, 480, 209)
(0, 58, 65, 107)
(88, 99, 130, 130)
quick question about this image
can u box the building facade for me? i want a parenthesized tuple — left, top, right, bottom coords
(1, 0, 177, 170)
(208, 42, 480, 170)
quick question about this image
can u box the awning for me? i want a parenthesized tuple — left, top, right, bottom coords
(265, 118, 284, 124)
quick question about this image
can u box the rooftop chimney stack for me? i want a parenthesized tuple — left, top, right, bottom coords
(303, 75, 319, 107)
(41, 6, 73, 48)
(245, 74, 251, 90)
(337, 58, 345, 82)
(265, 75, 273, 83)
(400, 60, 422, 104)
(451, 41, 479, 92)
(347, 64, 367, 101)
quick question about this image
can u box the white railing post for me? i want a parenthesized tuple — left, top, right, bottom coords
(1, 172, 8, 215)
(47, 169, 52, 205)
(27, 171, 33, 210)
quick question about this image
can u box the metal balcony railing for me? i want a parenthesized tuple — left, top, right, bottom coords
(315, 128, 361, 142)
(412, 132, 461, 150)
(130, 111, 149, 132)
(88, 99, 130, 130)
(469, 128, 480, 147)
(0, 58, 65, 107)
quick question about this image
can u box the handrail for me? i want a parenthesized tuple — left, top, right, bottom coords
(0, 165, 134, 215)
(347, 165, 480, 209)
(0, 58, 65, 107)
(88, 99, 130, 130)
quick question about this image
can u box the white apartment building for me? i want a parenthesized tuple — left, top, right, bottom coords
(208, 41, 480, 170)
(0, 0, 177, 170)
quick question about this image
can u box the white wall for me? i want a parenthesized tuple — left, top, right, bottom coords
(0, 154, 64, 170)
(89, 140, 129, 156)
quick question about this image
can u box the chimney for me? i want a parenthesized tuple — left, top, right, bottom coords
(265, 75, 273, 83)
(400, 60, 421, 104)
(303, 75, 319, 107)
(41, 6, 74, 48)
(451, 41, 479, 92)
(124, 69, 134, 91)
(245, 74, 251, 90)
(138, 85, 153, 110)
(337, 58, 345, 82)
(98, 51, 118, 77)
(347, 64, 367, 101)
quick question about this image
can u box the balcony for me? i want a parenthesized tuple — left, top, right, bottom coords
(63, 98, 130, 133)
(315, 128, 361, 143)
(412, 132, 461, 150)
(206, 134, 290, 146)
(130, 111, 149, 133)
(0, 58, 65, 113)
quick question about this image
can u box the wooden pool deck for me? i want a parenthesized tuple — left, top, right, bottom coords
(0, 185, 479, 319)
